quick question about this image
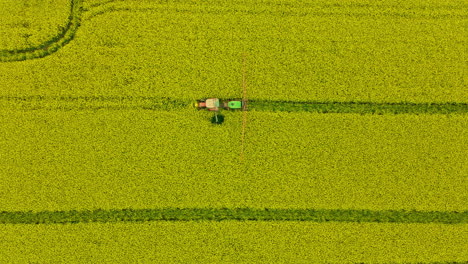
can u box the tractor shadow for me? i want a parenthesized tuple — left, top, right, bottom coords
(211, 113, 225, 125)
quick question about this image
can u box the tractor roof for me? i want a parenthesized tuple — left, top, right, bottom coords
(206, 98, 220, 108)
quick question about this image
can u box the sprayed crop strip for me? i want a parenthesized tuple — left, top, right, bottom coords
(0, 208, 466, 225)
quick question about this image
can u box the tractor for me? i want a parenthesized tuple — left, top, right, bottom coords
(195, 98, 247, 124)
(195, 98, 246, 111)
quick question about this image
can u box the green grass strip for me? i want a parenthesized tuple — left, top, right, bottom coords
(0, 208, 466, 225)
(248, 100, 468, 115)
(0, 0, 82, 62)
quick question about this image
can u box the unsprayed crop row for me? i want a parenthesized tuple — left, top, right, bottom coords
(1, 0, 465, 103)
(1, 96, 466, 114)
(6, 0, 462, 61)
(1, 110, 465, 212)
(2, 221, 466, 263)
(1, 208, 466, 225)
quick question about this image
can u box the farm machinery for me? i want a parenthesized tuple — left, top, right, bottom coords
(195, 98, 246, 111)
(195, 98, 247, 124)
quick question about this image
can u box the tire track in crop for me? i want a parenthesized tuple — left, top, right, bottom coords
(0, 95, 190, 111)
(0, 208, 466, 225)
(0, 0, 117, 62)
(0, 96, 466, 114)
(0, 0, 83, 62)
(248, 100, 468, 115)
(82, 0, 467, 22)
(85, 8, 468, 22)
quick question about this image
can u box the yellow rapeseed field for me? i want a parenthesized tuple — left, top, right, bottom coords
(0, 0, 466, 262)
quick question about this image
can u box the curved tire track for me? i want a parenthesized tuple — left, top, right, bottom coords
(0, 0, 83, 62)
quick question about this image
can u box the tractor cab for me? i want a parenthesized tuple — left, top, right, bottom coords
(205, 98, 220, 111)
(196, 98, 220, 111)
